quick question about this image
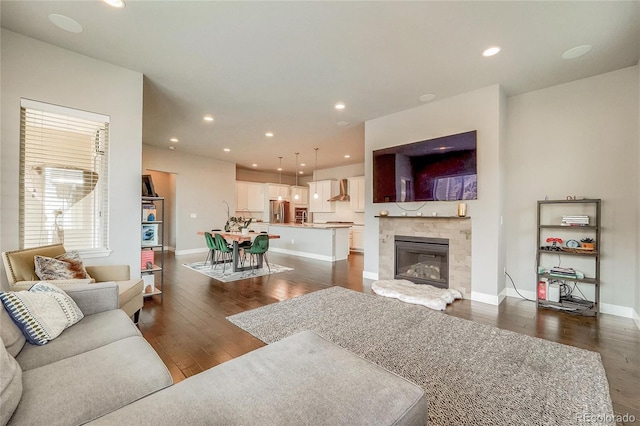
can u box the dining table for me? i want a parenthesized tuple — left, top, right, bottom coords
(197, 231, 280, 273)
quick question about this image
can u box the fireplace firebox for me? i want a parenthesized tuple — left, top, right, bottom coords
(394, 236, 449, 288)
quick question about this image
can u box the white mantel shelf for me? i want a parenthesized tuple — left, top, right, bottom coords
(375, 215, 470, 219)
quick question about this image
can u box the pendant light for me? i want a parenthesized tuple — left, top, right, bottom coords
(293, 152, 300, 201)
(313, 148, 319, 199)
(277, 156, 283, 201)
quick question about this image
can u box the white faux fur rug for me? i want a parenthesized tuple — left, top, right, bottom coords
(372, 279, 462, 310)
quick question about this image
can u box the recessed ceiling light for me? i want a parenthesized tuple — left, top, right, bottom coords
(337, 121, 350, 127)
(562, 45, 592, 60)
(48, 14, 83, 33)
(344, 155, 351, 159)
(170, 138, 179, 143)
(277, 167, 283, 171)
(203, 115, 214, 122)
(102, 0, 125, 8)
(252, 163, 258, 167)
(169, 146, 176, 151)
(419, 94, 436, 103)
(482, 46, 501, 57)
(300, 163, 306, 167)
(265, 132, 274, 138)
(223, 148, 230, 152)
(299, 171, 304, 174)
(335, 102, 346, 110)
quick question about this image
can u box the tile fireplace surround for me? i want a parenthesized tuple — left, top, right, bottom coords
(378, 216, 472, 296)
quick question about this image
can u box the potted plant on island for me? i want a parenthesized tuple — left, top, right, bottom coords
(580, 237, 595, 250)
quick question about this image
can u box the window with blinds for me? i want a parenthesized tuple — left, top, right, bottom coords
(20, 99, 110, 252)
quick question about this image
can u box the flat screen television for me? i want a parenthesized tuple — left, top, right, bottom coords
(373, 130, 477, 203)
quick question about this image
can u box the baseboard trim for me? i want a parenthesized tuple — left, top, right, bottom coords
(175, 248, 208, 256)
(504, 287, 636, 319)
(362, 271, 379, 280)
(306, 264, 639, 325)
(268, 247, 334, 262)
(600, 303, 635, 319)
(470, 291, 501, 306)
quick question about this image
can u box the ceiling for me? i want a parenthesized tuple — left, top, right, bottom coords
(2, 1, 639, 175)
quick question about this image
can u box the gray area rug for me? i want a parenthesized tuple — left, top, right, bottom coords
(227, 286, 614, 425)
(183, 261, 292, 282)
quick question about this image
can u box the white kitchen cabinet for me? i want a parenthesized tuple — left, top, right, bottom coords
(236, 181, 265, 211)
(268, 184, 290, 201)
(348, 176, 365, 212)
(308, 180, 336, 212)
(290, 186, 308, 205)
(350, 226, 364, 252)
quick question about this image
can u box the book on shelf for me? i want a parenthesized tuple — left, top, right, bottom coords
(142, 203, 157, 222)
(142, 274, 155, 293)
(561, 215, 589, 226)
(549, 266, 577, 279)
(141, 249, 155, 269)
(141, 224, 159, 246)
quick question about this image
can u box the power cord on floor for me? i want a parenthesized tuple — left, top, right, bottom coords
(505, 271, 536, 302)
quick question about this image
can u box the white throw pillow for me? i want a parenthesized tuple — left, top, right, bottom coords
(0, 282, 84, 345)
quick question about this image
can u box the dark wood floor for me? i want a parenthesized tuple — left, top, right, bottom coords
(139, 251, 640, 423)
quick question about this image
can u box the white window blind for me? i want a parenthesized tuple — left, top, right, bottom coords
(20, 99, 110, 252)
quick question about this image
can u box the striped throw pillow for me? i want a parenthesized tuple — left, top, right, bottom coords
(0, 282, 84, 345)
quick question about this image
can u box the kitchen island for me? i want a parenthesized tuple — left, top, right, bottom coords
(268, 223, 351, 261)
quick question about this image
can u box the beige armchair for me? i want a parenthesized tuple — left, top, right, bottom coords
(2, 244, 143, 321)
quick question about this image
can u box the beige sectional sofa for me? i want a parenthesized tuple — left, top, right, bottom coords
(1, 282, 172, 425)
(1, 281, 428, 425)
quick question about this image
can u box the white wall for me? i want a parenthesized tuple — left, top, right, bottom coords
(142, 145, 236, 255)
(506, 66, 639, 315)
(236, 168, 298, 185)
(313, 163, 364, 181)
(1, 30, 143, 287)
(364, 85, 505, 303)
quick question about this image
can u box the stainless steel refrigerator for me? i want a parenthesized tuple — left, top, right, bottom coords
(269, 200, 290, 223)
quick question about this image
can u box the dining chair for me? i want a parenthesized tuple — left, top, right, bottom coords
(204, 232, 217, 266)
(243, 234, 271, 274)
(213, 233, 233, 273)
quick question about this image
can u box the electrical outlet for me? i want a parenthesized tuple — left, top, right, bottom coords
(503, 267, 507, 275)
(291, 239, 295, 245)
(190, 213, 197, 218)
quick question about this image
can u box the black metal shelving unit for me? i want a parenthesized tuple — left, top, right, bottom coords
(536, 199, 601, 316)
(141, 196, 164, 301)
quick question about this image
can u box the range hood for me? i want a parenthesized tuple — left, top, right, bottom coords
(328, 179, 350, 202)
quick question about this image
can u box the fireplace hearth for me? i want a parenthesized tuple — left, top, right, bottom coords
(395, 236, 449, 288)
